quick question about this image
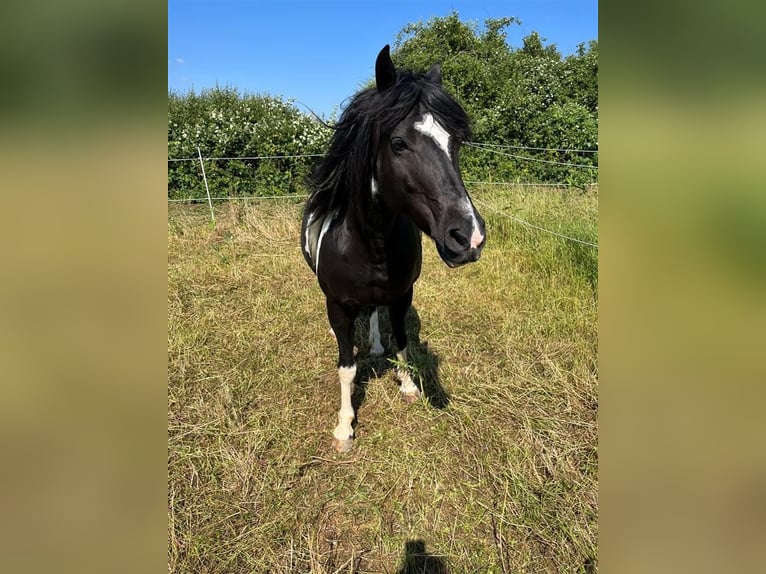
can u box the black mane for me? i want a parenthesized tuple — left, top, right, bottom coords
(305, 69, 471, 226)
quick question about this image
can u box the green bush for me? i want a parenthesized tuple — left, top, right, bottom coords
(392, 14, 598, 185)
(168, 87, 332, 199)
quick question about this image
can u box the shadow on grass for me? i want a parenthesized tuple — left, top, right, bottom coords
(563, 238, 598, 291)
(353, 305, 449, 411)
(395, 539, 449, 574)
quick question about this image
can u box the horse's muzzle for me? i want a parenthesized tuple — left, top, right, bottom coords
(438, 212, 486, 267)
(441, 245, 484, 268)
(438, 237, 486, 268)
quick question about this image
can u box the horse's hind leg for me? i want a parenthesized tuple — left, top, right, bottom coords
(326, 298, 359, 453)
(368, 307, 385, 356)
(389, 289, 421, 404)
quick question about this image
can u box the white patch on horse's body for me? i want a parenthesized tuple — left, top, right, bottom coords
(369, 308, 384, 355)
(371, 177, 379, 198)
(314, 216, 333, 272)
(396, 347, 421, 401)
(303, 211, 315, 261)
(332, 364, 357, 449)
(414, 112, 451, 160)
(303, 210, 335, 273)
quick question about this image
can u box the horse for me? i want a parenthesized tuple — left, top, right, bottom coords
(301, 45, 486, 452)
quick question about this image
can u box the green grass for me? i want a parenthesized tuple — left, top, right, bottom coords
(168, 185, 598, 573)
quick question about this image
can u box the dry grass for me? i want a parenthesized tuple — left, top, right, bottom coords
(168, 185, 598, 573)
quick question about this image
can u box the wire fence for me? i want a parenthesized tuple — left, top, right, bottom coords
(472, 198, 598, 248)
(465, 141, 598, 154)
(168, 145, 598, 248)
(168, 194, 310, 202)
(168, 142, 598, 168)
(168, 153, 325, 163)
(464, 142, 598, 169)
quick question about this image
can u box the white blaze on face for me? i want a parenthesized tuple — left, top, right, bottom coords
(414, 112, 484, 250)
(414, 113, 451, 160)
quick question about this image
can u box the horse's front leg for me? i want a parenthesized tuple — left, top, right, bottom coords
(326, 298, 359, 453)
(389, 288, 421, 404)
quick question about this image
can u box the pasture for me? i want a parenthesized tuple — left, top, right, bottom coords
(168, 184, 598, 572)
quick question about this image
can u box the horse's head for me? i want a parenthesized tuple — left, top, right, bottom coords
(372, 45, 486, 268)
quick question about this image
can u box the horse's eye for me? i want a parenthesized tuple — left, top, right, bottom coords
(391, 138, 408, 154)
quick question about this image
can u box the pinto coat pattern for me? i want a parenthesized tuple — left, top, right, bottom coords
(301, 45, 486, 452)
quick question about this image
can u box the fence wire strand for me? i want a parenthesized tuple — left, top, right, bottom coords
(472, 198, 598, 248)
(168, 194, 309, 202)
(464, 142, 598, 169)
(168, 153, 324, 162)
(167, 142, 599, 163)
(466, 141, 598, 154)
(168, 147, 598, 249)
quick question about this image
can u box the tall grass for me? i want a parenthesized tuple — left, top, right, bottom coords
(168, 184, 597, 572)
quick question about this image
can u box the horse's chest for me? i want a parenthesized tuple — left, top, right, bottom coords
(319, 238, 420, 305)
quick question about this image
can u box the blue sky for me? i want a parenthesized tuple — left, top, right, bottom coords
(168, 0, 597, 118)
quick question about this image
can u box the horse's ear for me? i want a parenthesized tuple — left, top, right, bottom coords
(375, 45, 397, 92)
(426, 62, 442, 85)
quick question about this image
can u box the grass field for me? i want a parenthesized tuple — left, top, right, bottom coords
(168, 184, 598, 573)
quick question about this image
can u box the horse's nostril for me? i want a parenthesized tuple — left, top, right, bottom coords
(449, 228, 470, 250)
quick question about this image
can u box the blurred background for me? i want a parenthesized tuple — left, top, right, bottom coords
(600, 1, 766, 572)
(0, 2, 166, 573)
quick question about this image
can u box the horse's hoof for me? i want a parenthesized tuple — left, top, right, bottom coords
(401, 391, 421, 405)
(370, 343, 385, 356)
(332, 437, 354, 453)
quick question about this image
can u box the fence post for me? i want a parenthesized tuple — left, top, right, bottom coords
(197, 146, 214, 223)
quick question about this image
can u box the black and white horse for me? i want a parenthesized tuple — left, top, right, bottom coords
(301, 45, 486, 452)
